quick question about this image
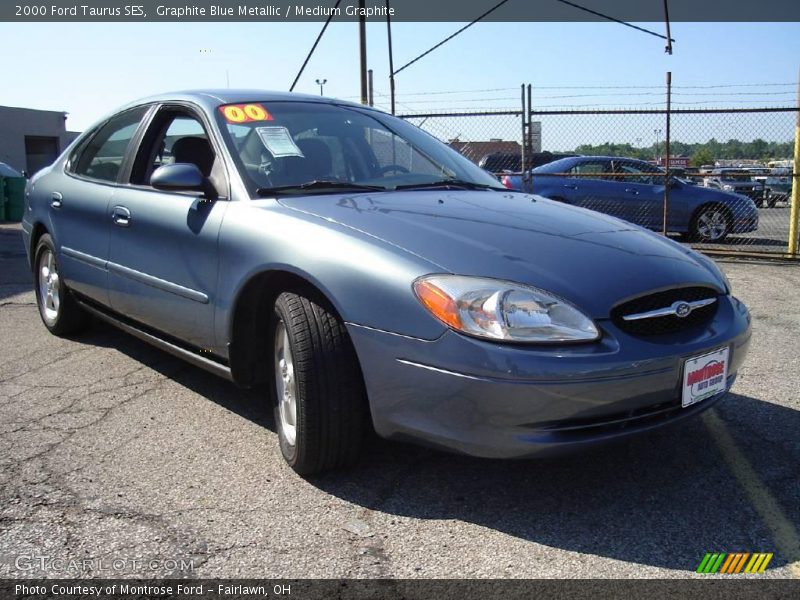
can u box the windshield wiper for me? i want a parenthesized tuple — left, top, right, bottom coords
(256, 180, 386, 196)
(394, 179, 505, 191)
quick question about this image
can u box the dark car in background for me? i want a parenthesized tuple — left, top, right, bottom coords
(703, 168, 767, 205)
(478, 151, 576, 175)
(502, 156, 759, 242)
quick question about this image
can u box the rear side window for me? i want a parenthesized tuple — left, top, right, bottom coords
(70, 106, 149, 182)
(569, 161, 609, 179)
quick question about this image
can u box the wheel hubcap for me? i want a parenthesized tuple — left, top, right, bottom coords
(696, 210, 727, 241)
(38, 249, 60, 322)
(274, 320, 297, 446)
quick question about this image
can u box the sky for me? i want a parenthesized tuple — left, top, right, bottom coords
(0, 20, 797, 149)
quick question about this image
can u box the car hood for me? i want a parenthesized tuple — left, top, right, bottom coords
(277, 190, 726, 318)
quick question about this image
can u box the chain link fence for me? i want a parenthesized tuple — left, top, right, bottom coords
(399, 107, 798, 257)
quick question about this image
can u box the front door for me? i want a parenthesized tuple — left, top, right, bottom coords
(107, 107, 229, 349)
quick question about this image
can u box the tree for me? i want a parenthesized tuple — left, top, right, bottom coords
(691, 148, 715, 167)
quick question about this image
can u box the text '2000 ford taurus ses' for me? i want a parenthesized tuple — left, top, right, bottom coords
(21, 90, 751, 475)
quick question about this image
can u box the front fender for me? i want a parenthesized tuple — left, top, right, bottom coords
(214, 199, 449, 351)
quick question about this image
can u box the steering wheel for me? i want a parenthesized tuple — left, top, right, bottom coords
(378, 164, 410, 175)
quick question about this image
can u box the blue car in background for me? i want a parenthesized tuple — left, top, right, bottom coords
(502, 156, 759, 242)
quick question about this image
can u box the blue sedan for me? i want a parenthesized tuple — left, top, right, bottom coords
(22, 92, 750, 474)
(502, 156, 759, 242)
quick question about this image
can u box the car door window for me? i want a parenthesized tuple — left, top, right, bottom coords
(568, 161, 610, 181)
(70, 106, 149, 183)
(131, 109, 226, 196)
(614, 162, 663, 185)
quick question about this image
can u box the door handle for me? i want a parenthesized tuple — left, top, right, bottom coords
(562, 184, 578, 190)
(51, 192, 63, 209)
(624, 188, 639, 195)
(111, 205, 131, 227)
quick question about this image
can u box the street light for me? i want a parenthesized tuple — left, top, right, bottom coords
(315, 78, 327, 96)
(653, 129, 663, 162)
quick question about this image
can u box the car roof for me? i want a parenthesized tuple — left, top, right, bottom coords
(533, 155, 659, 173)
(117, 89, 373, 114)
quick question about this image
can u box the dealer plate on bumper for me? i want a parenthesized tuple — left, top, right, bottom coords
(682, 346, 730, 408)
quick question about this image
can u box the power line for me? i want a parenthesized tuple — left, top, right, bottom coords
(533, 82, 797, 90)
(554, 0, 674, 43)
(533, 91, 797, 99)
(380, 83, 798, 97)
(289, 0, 342, 92)
(393, 0, 513, 76)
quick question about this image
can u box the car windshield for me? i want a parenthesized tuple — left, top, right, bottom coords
(216, 101, 504, 195)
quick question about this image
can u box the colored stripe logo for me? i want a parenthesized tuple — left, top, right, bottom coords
(696, 552, 773, 574)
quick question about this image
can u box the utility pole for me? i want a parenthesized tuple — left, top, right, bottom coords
(367, 69, 374, 106)
(654, 129, 663, 161)
(386, 0, 395, 114)
(359, 0, 368, 105)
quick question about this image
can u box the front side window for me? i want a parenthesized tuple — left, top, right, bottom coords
(614, 161, 664, 185)
(70, 106, 149, 182)
(217, 101, 503, 194)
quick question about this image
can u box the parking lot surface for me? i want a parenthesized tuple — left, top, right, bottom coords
(0, 222, 798, 579)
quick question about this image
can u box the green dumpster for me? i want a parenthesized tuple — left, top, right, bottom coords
(0, 176, 6, 221)
(5, 176, 26, 222)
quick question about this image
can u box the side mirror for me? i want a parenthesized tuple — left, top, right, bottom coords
(151, 163, 217, 198)
(668, 176, 682, 188)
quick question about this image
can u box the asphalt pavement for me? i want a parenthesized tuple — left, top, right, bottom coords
(0, 221, 798, 579)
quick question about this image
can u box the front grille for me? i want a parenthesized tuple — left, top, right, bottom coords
(611, 286, 719, 336)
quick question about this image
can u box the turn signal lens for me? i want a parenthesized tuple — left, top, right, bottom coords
(413, 279, 462, 330)
(413, 275, 599, 343)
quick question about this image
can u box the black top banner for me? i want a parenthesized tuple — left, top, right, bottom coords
(3, 0, 800, 22)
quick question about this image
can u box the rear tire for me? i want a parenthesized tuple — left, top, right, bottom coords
(33, 234, 89, 336)
(270, 292, 367, 475)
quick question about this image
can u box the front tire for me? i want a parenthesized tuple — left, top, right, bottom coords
(688, 205, 731, 243)
(33, 234, 89, 336)
(270, 292, 367, 475)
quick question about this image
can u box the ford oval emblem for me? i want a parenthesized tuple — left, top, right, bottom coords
(674, 302, 692, 318)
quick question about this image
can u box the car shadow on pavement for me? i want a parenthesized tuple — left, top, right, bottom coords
(74, 320, 798, 573)
(317, 392, 800, 573)
(72, 320, 274, 430)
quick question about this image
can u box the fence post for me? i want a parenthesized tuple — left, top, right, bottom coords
(789, 71, 800, 256)
(662, 71, 672, 236)
(520, 84, 527, 189)
(527, 84, 533, 192)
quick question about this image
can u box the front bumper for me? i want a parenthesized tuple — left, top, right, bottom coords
(347, 295, 751, 458)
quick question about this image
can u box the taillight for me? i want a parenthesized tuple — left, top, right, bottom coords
(501, 176, 513, 189)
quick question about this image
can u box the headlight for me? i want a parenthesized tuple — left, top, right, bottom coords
(722, 184, 735, 191)
(413, 275, 599, 343)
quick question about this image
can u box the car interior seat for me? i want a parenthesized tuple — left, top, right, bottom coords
(172, 137, 215, 177)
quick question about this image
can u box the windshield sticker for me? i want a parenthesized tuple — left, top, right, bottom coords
(256, 126, 305, 158)
(219, 103, 273, 123)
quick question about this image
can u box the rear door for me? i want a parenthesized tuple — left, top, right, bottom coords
(107, 104, 229, 349)
(56, 105, 151, 305)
